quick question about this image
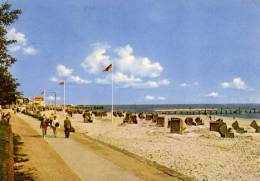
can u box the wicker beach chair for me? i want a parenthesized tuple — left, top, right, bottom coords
(117, 112, 124, 117)
(210, 119, 224, 132)
(83, 112, 93, 123)
(152, 113, 158, 123)
(169, 117, 184, 134)
(84, 116, 93, 123)
(113, 112, 118, 117)
(92, 111, 97, 116)
(219, 123, 234, 138)
(232, 121, 247, 133)
(185, 117, 196, 126)
(156, 117, 165, 127)
(250, 120, 260, 133)
(138, 112, 145, 119)
(146, 114, 153, 120)
(130, 115, 138, 124)
(123, 113, 132, 123)
(101, 112, 107, 117)
(97, 112, 103, 117)
(195, 117, 204, 125)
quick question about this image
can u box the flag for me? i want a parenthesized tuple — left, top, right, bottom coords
(102, 64, 112, 72)
(59, 80, 65, 85)
(41, 89, 45, 95)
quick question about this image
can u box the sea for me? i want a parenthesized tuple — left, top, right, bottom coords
(97, 104, 260, 119)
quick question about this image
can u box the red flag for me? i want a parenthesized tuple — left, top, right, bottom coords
(59, 80, 65, 85)
(102, 64, 112, 72)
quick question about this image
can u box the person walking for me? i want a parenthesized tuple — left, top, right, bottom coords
(64, 116, 72, 138)
(51, 115, 59, 137)
(40, 116, 48, 137)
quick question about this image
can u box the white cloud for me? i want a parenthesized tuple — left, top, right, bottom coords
(135, 81, 160, 88)
(81, 43, 111, 74)
(51, 64, 91, 85)
(68, 75, 91, 84)
(160, 79, 170, 85)
(95, 70, 169, 89)
(220, 77, 247, 90)
(82, 43, 169, 89)
(81, 44, 163, 78)
(6, 28, 37, 56)
(120, 79, 170, 89)
(115, 45, 163, 78)
(233, 78, 247, 89)
(57, 64, 73, 77)
(145, 95, 155, 100)
(95, 72, 142, 85)
(6, 28, 27, 45)
(220, 82, 230, 88)
(114, 72, 142, 84)
(206, 92, 221, 98)
(23, 46, 37, 55)
(49, 76, 58, 82)
(179, 81, 199, 87)
(145, 95, 166, 101)
(157, 96, 166, 100)
(180, 83, 189, 87)
(138, 79, 169, 88)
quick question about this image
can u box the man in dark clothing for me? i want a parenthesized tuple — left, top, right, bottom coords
(40, 117, 48, 137)
(64, 117, 72, 138)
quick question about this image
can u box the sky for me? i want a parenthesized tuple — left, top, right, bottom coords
(4, 0, 260, 104)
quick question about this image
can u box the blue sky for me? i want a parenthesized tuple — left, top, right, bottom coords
(5, 0, 260, 104)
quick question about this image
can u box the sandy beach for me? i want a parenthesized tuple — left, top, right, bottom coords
(39, 110, 260, 181)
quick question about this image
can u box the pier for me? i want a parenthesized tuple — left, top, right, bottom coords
(155, 108, 260, 115)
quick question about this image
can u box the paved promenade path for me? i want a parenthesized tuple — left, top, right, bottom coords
(11, 114, 81, 181)
(13, 113, 184, 181)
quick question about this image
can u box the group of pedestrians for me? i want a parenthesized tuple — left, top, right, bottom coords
(40, 113, 72, 138)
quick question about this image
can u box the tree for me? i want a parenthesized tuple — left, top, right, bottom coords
(0, 2, 22, 68)
(0, 67, 20, 105)
(0, 2, 22, 105)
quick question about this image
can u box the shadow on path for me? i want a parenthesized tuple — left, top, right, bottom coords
(13, 134, 37, 181)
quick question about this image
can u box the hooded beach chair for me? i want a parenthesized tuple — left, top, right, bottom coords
(195, 117, 204, 125)
(219, 123, 234, 138)
(156, 117, 165, 127)
(185, 117, 196, 126)
(210, 119, 224, 132)
(169, 117, 184, 134)
(138, 112, 145, 119)
(250, 120, 260, 133)
(232, 121, 247, 133)
(145, 114, 153, 120)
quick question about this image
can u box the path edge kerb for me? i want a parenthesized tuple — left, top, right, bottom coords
(6, 125, 14, 181)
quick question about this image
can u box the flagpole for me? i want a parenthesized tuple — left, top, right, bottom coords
(112, 62, 114, 124)
(43, 88, 46, 107)
(64, 80, 66, 112)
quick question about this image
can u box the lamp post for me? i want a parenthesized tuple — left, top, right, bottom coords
(44, 90, 57, 105)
